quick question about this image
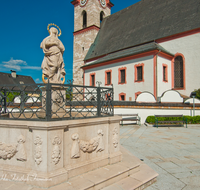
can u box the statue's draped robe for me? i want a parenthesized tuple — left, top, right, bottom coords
(41, 36, 66, 83)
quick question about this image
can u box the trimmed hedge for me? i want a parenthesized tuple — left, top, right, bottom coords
(146, 115, 200, 124)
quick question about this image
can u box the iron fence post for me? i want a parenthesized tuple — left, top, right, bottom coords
(69, 82, 72, 119)
(4, 89, 7, 113)
(20, 91, 25, 113)
(46, 81, 52, 121)
(111, 85, 114, 116)
(96, 82, 102, 117)
(97, 86, 101, 117)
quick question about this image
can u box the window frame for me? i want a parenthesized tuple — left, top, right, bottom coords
(118, 67, 127, 85)
(90, 73, 96, 86)
(135, 91, 142, 100)
(172, 53, 185, 90)
(105, 69, 112, 86)
(119, 93, 126, 101)
(162, 63, 168, 82)
(134, 63, 144, 83)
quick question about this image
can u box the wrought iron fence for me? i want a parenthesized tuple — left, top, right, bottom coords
(0, 81, 114, 121)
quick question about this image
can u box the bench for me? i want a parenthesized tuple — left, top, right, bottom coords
(154, 115, 187, 128)
(117, 114, 141, 126)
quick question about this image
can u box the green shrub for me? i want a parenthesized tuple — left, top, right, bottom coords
(145, 115, 200, 124)
(146, 116, 155, 124)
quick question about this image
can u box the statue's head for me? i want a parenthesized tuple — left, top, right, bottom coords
(50, 27, 58, 36)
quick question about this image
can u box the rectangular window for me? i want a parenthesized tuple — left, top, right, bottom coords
(163, 66, 167, 81)
(105, 70, 112, 86)
(91, 75, 95, 86)
(137, 66, 143, 81)
(90, 73, 95, 86)
(118, 67, 127, 84)
(120, 69, 125, 83)
(134, 64, 144, 83)
(121, 95, 125, 101)
(119, 93, 126, 101)
(107, 72, 111, 84)
(162, 64, 168, 82)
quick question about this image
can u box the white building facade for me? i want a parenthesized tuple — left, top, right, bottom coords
(72, 0, 200, 101)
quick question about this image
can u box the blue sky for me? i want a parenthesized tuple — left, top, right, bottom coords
(0, 0, 140, 83)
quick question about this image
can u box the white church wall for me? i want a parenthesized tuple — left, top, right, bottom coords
(26, 97, 41, 103)
(14, 96, 21, 103)
(159, 33, 200, 96)
(161, 90, 183, 103)
(136, 92, 156, 102)
(84, 55, 154, 100)
(114, 107, 200, 124)
(184, 98, 200, 104)
(157, 56, 172, 97)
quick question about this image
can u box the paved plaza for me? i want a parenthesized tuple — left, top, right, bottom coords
(120, 124, 200, 190)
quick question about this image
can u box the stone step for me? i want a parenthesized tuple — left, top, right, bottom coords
(34, 146, 158, 190)
(102, 164, 158, 190)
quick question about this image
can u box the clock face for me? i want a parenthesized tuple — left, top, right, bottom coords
(80, 0, 87, 6)
(100, 0, 106, 7)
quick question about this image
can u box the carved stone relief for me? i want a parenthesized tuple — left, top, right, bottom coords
(34, 136, 43, 165)
(113, 127, 119, 148)
(71, 129, 104, 159)
(0, 135, 27, 160)
(96, 129, 104, 152)
(0, 142, 17, 160)
(16, 135, 27, 161)
(52, 136, 61, 164)
(71, 133, 80, 159)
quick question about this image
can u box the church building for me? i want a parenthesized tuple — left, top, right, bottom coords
(71, 0, 200, 101)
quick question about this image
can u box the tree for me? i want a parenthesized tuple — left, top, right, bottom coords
(194, 89, 200, 99)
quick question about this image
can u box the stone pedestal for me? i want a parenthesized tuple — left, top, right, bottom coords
(0, 116, 122, 188)
(40, 86, 67, 118)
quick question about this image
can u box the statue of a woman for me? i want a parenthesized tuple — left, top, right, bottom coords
(40, 25, 66, 84)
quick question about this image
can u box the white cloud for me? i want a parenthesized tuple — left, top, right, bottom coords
(35, 78, 42, 83)
(3, 64, 22, 71)
(23, 66, 41, 70)
(1, 58, 40, 71)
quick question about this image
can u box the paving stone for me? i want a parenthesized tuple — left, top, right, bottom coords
(120, 125, 200, 190)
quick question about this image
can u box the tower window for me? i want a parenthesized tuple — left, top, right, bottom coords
(100, 11, 105, 24)
(82, 10, 87, 28)
(174, 56, 184, 88)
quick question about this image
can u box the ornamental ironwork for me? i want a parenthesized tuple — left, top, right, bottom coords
(0, 81, 113, 121)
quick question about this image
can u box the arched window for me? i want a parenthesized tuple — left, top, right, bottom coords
(82, 10, 87, 28)
(100, 11, 105, 24)
(174, 56, 184, 88)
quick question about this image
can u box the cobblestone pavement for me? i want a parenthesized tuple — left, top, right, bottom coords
(120, 124, 200, 190)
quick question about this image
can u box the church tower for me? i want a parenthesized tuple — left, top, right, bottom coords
(71, 0, 113, 86)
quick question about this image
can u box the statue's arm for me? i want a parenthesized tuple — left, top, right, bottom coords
(58, 40, 65, 52)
